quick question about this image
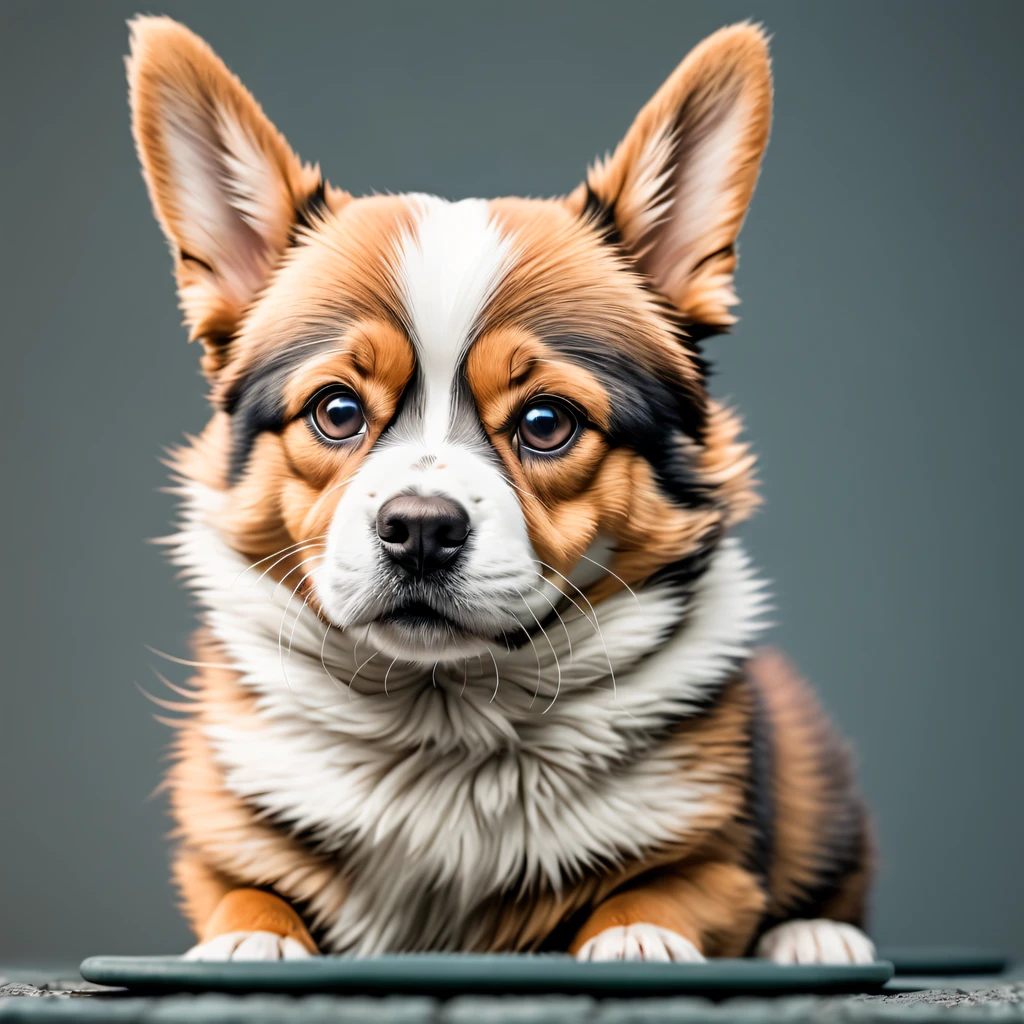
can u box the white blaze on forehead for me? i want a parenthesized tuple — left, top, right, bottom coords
(394, 196, 513, 447)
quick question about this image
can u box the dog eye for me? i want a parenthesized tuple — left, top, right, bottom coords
(517, 399, 578, 454)
(310, 389, 366, 443)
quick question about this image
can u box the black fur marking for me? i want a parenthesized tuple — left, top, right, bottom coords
(290, 181, 329, 244)
(757, 742, 869, 934)
(547, 335, 710, 505)
(645, 526, 722, 596)
(644, 526, 724, 656)
(178, 249, 215, 274)
(778, 790, 866, 925)
(537, 903, 595, 953)
(743, 674, 775, 885)
(222, 339, 336, 483)
(758, 822, 868, 936)
(683, 321, 729, 344)
(204, 331, 234, 352)
(690, 243, 735, 275)
(581, 185, 625, 250)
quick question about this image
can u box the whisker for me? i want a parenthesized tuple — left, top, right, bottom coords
(319, 620, 347, 694)
(305, 471, 361, 523)
(283, 567, 323, 685)
(532, 559, 617, 704)
(528, 567, 594, 626)
(144, 645, 234, 672)
(443, 625, 471, 697)
(521, 583, 573, 665)
(485, 645, 501, 703)
(269, 336, 342, 357)
(276, 561, 323, 696)
(506, 478, 541, 503)
(232, 535, 326, 587)
(576, 553, 645, 615)
(267, 550, 327, 595)
(135, 680, 193, 714)
(150, 667, 201, 700)
(508, 610, 543, 706)
(515, 588, 562, 713)
(241, 541, 326, 593)
(383, 656, 399, 697)
(349, 647, 378, 693)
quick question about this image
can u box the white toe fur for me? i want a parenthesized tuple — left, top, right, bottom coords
(757, 919, 876, 965)
(576, 923, 705, 963)
(182, 930, 314, 962)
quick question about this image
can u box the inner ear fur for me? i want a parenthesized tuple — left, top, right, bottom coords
(126, 16, 342, 374)
(571, 23, 772, 334)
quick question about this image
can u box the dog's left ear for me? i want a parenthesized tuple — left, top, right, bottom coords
(574, 23, 772, 333)
(126, 16, 328, 372)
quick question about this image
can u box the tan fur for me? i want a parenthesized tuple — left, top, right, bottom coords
(171, 849, 233, 938)
(201, 889, 318, 952)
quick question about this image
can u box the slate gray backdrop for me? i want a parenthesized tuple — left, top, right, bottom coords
(1, 0, 1021, 962)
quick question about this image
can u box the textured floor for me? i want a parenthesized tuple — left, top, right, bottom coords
(3, 968, 1024, 1022)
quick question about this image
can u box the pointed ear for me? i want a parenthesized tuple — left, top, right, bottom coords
(126, 17, 328, 371)
(578, 23, 772, 333)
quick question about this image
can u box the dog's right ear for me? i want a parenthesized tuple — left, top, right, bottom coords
(127, 17, 333, 373)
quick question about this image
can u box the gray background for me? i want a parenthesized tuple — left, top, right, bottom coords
(1, 0, 1021, 962)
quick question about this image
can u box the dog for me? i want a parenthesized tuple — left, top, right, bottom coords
(127, 16, 874, 964)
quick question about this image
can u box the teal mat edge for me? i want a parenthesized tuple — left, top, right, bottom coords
(80, 954, 894, 997)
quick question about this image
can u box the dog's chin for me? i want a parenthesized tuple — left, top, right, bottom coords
(364, 605, 493, 662)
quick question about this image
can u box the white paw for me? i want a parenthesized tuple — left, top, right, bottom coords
(757, 919, 875, 965)
(182, 930, 314, 961)
(576, 923, 706, 963)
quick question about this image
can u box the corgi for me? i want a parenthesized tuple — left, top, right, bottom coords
(127, 16, 874, 964)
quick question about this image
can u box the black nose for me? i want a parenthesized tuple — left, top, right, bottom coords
(375, 495, 470, 575)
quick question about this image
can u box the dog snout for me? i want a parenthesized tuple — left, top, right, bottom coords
(375, 495, 470, 576)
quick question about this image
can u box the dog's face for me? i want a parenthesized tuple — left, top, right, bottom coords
(129, 18, 770, 662)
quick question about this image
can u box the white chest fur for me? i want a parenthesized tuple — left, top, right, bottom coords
(172, 484, 767, 953)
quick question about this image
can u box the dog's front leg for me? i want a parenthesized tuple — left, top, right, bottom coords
(183, 889, 319, 961)
(570, 861, 765, 962)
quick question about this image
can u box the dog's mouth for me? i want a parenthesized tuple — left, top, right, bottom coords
(368, 595, 482, 659)
(363, 580, 532, 660)
(376, 600, 460, 631)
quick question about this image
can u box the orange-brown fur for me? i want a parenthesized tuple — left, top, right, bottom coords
(201, 890, 318, 953)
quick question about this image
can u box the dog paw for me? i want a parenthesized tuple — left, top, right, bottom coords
(757, 919, 875, 965)
(576, 923, 705, 963)
(182, 930, 314, 961)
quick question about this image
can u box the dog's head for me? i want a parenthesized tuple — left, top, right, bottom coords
(129, 18, 771, 663)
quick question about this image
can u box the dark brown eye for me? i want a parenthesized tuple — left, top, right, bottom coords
(517, 399, 578, 454)
(311, 389, 366, 442)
